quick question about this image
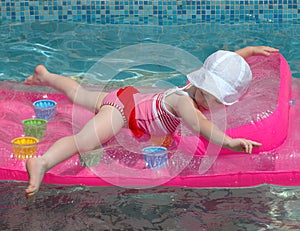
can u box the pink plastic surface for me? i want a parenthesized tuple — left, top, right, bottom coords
(1, 53, 299, 188)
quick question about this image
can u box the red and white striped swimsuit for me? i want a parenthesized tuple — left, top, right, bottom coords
(101, 86, 185, 139)
(133, 89, 181, 137)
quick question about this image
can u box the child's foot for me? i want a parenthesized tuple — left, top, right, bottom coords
(25, 157, 47, 199)
(24, 65, 50, 86)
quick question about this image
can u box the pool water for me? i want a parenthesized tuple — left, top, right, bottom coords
(1, 22, 300, 82)
(2, 182, 300, 230)
(1, 21, 300, 230)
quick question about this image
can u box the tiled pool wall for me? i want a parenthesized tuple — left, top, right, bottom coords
(0, 0, 299, 25)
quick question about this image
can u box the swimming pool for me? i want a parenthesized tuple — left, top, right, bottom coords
(1, 20, 300, 230)
(2, 0, 300, 229)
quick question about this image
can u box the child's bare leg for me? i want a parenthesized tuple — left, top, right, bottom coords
(25, 105, 125, 198)
(25, 65, 108, 112)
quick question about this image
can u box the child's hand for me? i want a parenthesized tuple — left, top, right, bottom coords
(235, 46, 279, 59)
(252, 46, 279, 56)
(226, 138, 262, 154)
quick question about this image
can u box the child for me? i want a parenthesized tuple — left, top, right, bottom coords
(24, 45, 278, 198)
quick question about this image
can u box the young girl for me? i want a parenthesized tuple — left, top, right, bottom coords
(25, 45, 278, 198)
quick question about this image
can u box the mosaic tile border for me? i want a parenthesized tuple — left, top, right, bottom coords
(0, 0, 299, 25)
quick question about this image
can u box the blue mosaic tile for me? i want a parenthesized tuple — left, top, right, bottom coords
(0, 0, 300, 25)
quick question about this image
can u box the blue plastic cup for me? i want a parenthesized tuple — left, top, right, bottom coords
(33, 99, 57, 120)
(142, 146, 168, 169)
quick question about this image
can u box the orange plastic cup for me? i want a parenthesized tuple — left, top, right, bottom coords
(11, 136, 39, 160)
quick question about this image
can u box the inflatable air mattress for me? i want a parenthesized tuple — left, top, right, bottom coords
(1, 53, 300, 188)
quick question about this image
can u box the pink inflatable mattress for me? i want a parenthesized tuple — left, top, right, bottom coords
(1, 53, 299, 188)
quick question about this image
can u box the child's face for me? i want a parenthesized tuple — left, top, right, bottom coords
(195, 88, 221, 110)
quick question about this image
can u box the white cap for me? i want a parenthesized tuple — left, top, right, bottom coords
(186, 50, 252, 105)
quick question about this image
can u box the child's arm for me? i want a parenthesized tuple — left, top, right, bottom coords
(176, 97, 261, 153)
(235, 46, 279, 59)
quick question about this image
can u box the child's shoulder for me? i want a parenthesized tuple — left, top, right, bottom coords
(165, 88, 194, 108)
(164, 86, 189, 97)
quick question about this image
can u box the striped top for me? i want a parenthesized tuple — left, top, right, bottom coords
(134, 87, 184, 137)
(154, 92, 181, 134)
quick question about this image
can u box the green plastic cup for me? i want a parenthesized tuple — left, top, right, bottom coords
(22, 119, 47, 139)
(79, 147, 103, 167)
